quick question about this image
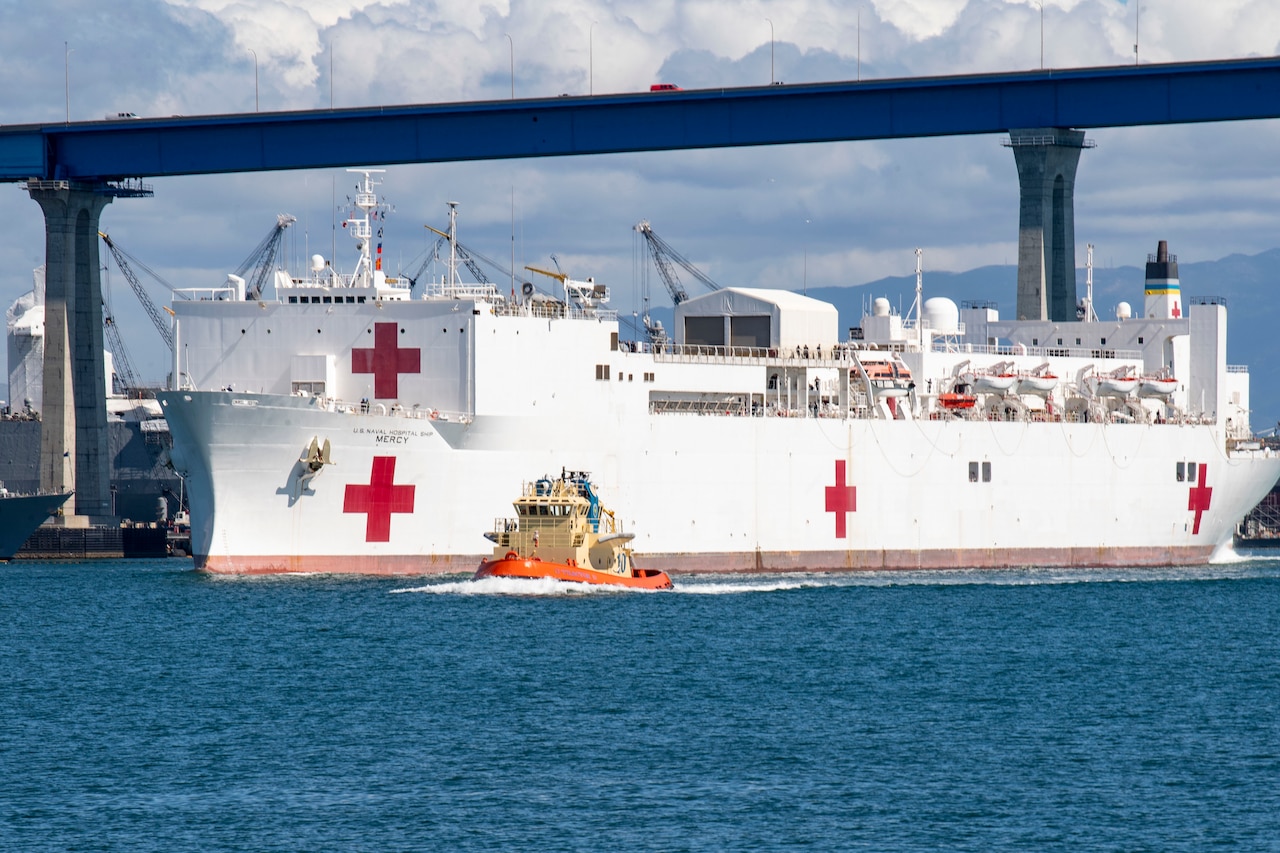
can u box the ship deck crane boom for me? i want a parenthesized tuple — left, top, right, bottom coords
(400, 225, 515, 291)
(424, 223, 491, 285)
(234, 214, 297, 300)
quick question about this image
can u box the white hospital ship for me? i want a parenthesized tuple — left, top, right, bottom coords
(156, 171, 1280, 574)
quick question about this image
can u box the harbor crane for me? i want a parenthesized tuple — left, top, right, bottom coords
(634, 220, 721, 305)
(235, 214, 297, 300)
(633, 220, 722, 343)
(99, 263, 144, 394)
(99, 231, 175, 352)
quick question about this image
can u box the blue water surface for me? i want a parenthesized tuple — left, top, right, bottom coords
(3, 557, 1280, 852)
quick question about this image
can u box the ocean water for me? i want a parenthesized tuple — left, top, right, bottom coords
(4, 557, 1280, 852)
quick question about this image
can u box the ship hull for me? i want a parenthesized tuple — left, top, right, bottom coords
(158, 390, 1280, 575)
(0, 491, 73, 560)
(475, 556, 673, 589)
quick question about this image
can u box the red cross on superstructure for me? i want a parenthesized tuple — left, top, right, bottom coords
(1171, 300, 1181, 318)
(1188, 464, 1213, 535)
(824, 460, 858, 538)
(344, 456, 416, 542)
(351, 322, 421, 399)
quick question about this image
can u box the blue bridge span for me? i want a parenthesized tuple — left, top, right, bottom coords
(1, 57, 1279, 181)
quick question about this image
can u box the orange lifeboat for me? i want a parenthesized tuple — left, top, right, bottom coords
(938, 392, 976, 410)
(473, 470, 672, 590)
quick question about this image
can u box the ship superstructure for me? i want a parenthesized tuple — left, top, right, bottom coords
(156, 171, 1280, 574)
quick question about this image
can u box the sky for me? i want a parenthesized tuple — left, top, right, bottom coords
(2, 0, 1279, 383)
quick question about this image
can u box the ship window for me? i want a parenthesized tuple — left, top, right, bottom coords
(1138, 336, 1144, 344)
(358, 297, 366, 303)
(1032, 338, 1038, 346)
(969, 462, 979, 482)
(288, 296, 298, 304)
(1076, 338, 1081, 345)
(1188, 462, 1198, 481)
(1100, 338, 1107, 346)
(628, 374, 633, 382)
(1177, 462, 1185, 481)
(1057, 338, 1063, 345)
(311, 296, 321, 304)
(322, 296, 332, 304)
(611, 332, 619, 351)
(982, 461, 991, 482)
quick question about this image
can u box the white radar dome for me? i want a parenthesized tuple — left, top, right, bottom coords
(311, 254, 326, 272)
(1116, 301, 1132, 320)
(923, 297, 960, 334)
(873, 297, 891, 317)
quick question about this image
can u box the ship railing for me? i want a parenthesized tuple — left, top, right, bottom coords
(173, 286, 242, 302)
(650, 396, 757, 416)
(489, 520, 581, 549)
(902, 319, 967, 335)
(488, 300, 618, 322)
(309, 396, 470, 423)
(643, 343, 862, 366)
(421, 282, 503, 300)
(933, 341, 1143, 360)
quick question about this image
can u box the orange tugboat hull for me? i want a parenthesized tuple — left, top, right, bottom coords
(474, 555, 673, 590)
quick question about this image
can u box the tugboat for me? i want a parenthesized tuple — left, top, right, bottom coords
(474, 470, 673, 590)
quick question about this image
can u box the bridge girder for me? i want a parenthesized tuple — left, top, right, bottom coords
(2, 57, 1280, 182)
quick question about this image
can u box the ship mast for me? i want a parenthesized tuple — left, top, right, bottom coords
(1084, 243, 1099, 322)
(345, 168, 387, 288)
(913, 248, 924, 350)
(447, 201, 460, 289)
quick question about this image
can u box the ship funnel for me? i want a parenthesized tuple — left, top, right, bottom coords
(1143, 239, 1181, 320)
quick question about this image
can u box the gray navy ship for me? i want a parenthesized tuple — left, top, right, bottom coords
(5, 267, 183, 538)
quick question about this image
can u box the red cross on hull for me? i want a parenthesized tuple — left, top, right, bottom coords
(352, 322, 421, 399)
(344, 456, 416, 542)
(824, 460, 857, 538)
(1188, 464, 1213, 535)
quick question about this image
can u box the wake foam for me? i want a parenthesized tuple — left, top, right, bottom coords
(393, 560, 1280, 596)
(393, 575, 638, 596)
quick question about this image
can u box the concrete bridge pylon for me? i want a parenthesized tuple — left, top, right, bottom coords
(1006, 128, 1095, 322)
(25, 180, 115, 523)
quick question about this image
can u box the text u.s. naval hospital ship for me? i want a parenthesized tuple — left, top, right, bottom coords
(156, 171, 1280, 575)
